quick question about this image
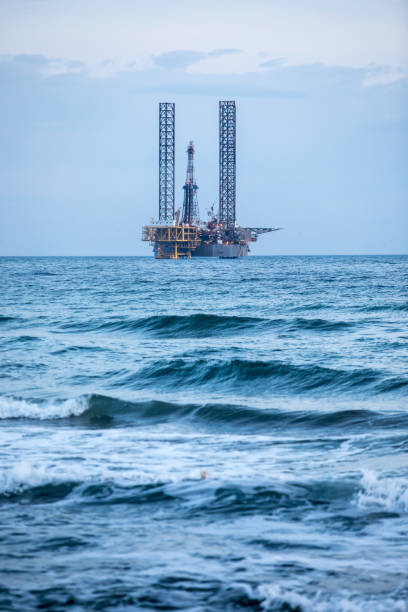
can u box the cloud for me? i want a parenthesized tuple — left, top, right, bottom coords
(259, 58, 285, 69)
(0, 53, 87, 78)
(154, 50, 207, 70)
(1, 0, 407, 80)
(40, 58, 85, 77)
(208, 49, 240, 57)
(153, 48, 241, 71)
(363, 63, 407, 87)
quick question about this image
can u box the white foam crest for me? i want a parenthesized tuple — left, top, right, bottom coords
(0, 460, 115, 496)
(0, 460, 208, 496)
(357, 469, 408, 513)
(0, 396, 89, 419)
(256, 584, 312, 610)
(0, 461, 78, 495)
(253, 584, 407, 612)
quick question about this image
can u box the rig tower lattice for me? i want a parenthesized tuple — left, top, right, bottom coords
(159, 102, 175, 223)
(219, 101, 236, 228)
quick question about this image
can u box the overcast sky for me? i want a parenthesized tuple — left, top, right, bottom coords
(1, 0, 407, 255)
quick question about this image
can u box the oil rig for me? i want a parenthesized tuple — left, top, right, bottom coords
(142, 101, 280, 258)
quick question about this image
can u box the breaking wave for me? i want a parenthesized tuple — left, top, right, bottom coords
(231, 584, 408, 612)
(0, 462, 80, 502)
(2, 462, 407, 527)
(1, 394, 407, 433)
(0, 396, 88, 420)
(357, 469, 408, 513)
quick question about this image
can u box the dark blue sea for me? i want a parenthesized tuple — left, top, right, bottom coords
(1, 255, 407, 611)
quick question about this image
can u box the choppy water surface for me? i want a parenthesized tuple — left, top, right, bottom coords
(1, 255, 407, 611)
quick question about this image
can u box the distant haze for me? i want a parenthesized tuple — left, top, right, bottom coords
(0, 0, 407, 255)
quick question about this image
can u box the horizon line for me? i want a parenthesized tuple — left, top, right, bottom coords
(1, 253, 407, 258)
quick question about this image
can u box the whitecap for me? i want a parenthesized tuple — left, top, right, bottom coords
(253, 583, 407, 611)
(0, 462, 63, 495)
(0, 396, 88, 420)
(357, 469, 408, 513)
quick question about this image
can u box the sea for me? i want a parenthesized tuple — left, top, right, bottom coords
(0, 255, 407, 611)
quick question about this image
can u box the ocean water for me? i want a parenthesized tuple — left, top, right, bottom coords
(1, 255, 407, 611)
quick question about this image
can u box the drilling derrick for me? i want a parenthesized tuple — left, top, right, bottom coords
(182, 141, 200, 225)
(219, 101, 236, 228)
(159, 103, 175, 223)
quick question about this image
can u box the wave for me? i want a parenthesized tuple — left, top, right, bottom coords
(0, 396, 88, 420)
(0, 315, 19, 324)
(2, 462, 406, 532)
(57, 313, 355, 337)
(15, 335, 40, 342)
(1, 479, 79, 505)
(393, 303, 408, 312)
(2, 394, 407, 434)
(122, 358, 407, 396)
(0, 475, 166, 507)
(233, 584, 407, 612)
(357, 469, 408, 513)
(2, 334, 41, 345)
(76, 395, 395, 430)
(51, 345, 109, 355)
(289, 317, 353, 331)
(289, 303, 330, 311)
(0, 462, 80, 502)
(58, 313, 269, 336)
(363, 302, 408, 313)
(0, 458, 356, 511)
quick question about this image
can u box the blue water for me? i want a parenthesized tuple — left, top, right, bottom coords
(1, 255, 407, 611)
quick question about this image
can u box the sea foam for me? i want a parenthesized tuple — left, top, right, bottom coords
(357, 469, 408, 513)
(0, 396, 88, 419)
(0, 462, 57, 495)
(253, 583, 407, 611)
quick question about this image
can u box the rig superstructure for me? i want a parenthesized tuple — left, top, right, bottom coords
(142, 101, 280, 258)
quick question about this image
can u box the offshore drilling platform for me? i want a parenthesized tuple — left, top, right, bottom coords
(142, 101, 280, 258)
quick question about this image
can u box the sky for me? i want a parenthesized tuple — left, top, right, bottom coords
(0, 0, 407, 255)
